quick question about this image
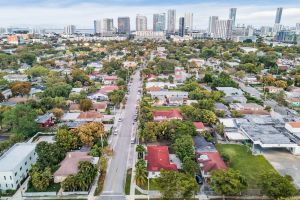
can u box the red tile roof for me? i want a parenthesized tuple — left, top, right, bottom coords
(197, 152, 227, 173)
(153, 109, 183, 119)
(146, 86, 162, 92)
(145, 145, 177, 172)
(288, 122, 300, 128)
(78, 111, 103, 119)
(99, 85, 119, 94)
(193, 122, 205, 129)
(104, 75, 118, 81)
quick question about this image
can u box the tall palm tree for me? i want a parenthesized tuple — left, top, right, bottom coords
(135, 163, 147, 186)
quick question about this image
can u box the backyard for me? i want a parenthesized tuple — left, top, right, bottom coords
(216, 144, 277, 188)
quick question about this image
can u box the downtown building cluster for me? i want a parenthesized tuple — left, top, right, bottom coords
(0, 7, 300, 45)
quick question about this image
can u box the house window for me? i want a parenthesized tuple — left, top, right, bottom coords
(20, 167, 22, 171)
(15, 172, 17, 176)
(25, 161, 27, 165)
(10, 176, 12, 180)
(11, 184, 13, 188)
(4, 176, 6, 180)
(29, 156, 32, 160)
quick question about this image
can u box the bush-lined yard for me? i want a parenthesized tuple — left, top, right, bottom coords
(216, 144, 277, 188)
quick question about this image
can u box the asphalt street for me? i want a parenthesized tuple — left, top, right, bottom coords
(99, 70, 141, 200)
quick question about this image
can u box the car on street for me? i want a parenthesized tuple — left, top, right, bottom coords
(114, 129, 118, 135)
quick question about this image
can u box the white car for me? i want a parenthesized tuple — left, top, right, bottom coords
(114, 129, 118, 135)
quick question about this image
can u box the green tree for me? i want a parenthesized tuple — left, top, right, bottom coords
(26, 65, 50, 77)
(56, 128, 79, 151)
(43, 83, 72, 98)
(173, 135, 194, 161)
(182, 157, 200, 176)
(3, 104, 38, 137)
(108, 90, 125, 106)
(79, 99, 92, 111)
(157, 170, 198, 199)
(259, 171, 298, 199)
(10, 82, 31, 97)
(30, 166, 52, 191)
(211, 169, 248, 196)
(135, 159, 147, 186)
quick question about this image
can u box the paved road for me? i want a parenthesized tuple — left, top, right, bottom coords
(99, 70, 141, 200)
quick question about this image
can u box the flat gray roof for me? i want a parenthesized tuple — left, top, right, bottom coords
(0, 143, 36, 171)
(241, 124, 296, 145)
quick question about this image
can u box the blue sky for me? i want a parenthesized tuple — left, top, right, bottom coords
(0, 0, 299, 29)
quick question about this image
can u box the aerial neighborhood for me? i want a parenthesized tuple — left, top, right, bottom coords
(0, 5, 300, 200)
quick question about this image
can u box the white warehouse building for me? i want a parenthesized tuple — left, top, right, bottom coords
(0, 143, 37, 191)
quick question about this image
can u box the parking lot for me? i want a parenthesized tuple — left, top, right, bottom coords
(263, 148, 300, 189)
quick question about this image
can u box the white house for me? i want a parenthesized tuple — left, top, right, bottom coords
(0, 143, 37, 191)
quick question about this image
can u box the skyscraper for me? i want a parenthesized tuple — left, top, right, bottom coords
(229, 8, 237, 27)
(215, 19, 233, 40)
(184, 13, 193, 33)
(179, 17, 185, 37)
(94, 20, 101, 34)
(275, 7, 283, 24)
(94, 19, 114, 36)
(136, 15, 147, 31)
(167, 9, 176, 34)
(118, 17, 130, 34)
(153, 13, 166, 32)
(296, 23, 300, 34)
(64, 25, 76, 35)
(208, 16, 219, 35)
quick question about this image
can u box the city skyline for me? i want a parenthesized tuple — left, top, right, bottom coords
(0, 1, 300, 29)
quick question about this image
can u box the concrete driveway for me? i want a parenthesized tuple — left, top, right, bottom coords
(263, 148, 300, 189)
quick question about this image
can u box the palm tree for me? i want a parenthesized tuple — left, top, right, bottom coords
(135, 161, 147, 186)
(136, 144, 146, 159)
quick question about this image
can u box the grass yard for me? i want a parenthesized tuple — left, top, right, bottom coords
(216, 144, 276, 189)
(152, 106, 182, 111)
(125, 169, 132, 195)
(138, 178, 160, 190)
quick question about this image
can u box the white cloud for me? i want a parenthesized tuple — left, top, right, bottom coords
(0, 2, 299, 29)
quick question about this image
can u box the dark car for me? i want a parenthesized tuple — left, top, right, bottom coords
(195, 175, 203, 185)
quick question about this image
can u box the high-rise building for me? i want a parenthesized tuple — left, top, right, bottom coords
(167, 9, 176, 34)
(184, 13, 193, 33)
(64, 25, 76, 35)
(136, 15, 147, 31)
(208, 16, 219, 35)
(229, 8, 237, 27)
(118, 17, 130, 34)
(0, 27, 6, 35)
(179, 17, 185, 37)
(153, 13, 166, 32)
(275, 7, 283, 24)
(215, 19, 233, 40)
(94, 20, 101, 34)
(296, 23, 300, 34)
(260, 26, 273, 36)
(94, 19, 114, 36)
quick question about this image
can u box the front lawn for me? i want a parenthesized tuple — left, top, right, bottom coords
(216, 144, 276, 189)
(138, 178, 160, 190)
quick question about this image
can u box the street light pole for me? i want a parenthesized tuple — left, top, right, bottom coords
(148, 176, 150, 200)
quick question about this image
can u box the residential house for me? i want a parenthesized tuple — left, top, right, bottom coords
(146, 82, 176, 90)
(35, 113, 55, 127)
(0, 143, 37, 190)
(216, 87, 247, 103)
(1, 89, 12, 99)
(153, 109, 183, 121)
(193, 136, 217, 153)
(264, 86, 284, 94)
(54, 152, 97, 183)
(69, 102, 107, 113)
(196, 152, 227, 179)
(148, 91, 188, 99)
(193, 122, 205, 132)
(102, 76, 118, 85)
(62, 111, 103, 122)
(123, 61, 137, 68)
(3, 74, 28, 82)
(285, 122, 300, 134)
(286, 98, 300, 107)
(99, 85, 119, 95)
(145, 145, 177, 178)
(174, 67, 187, 84)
